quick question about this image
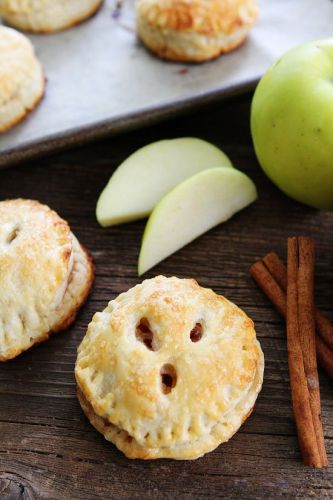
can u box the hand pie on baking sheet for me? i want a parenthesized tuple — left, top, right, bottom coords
(75, 275, 264, 460)
(0, 26, 44, 133)
(0, 0, 104, 33)
(136, 0, 258, 62)
(0, 199, 94, 361)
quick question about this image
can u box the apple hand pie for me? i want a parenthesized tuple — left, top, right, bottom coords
(136, 0, 258, 62)
(0, 199, 94, 361)
(0, 0, 104, 33)
(0, 26, 44, 133)
(76, 275, 264, 460)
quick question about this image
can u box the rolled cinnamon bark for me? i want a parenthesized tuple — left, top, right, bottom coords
(251, 257, 333, 381)
(287, 237, 327, 467)
(250, 240, 330, 468)
(263, 252, 333, 351)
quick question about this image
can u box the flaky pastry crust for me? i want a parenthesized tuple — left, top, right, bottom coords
(76, 276, 264, 460)
(0, 0, 104, 33)
(136, 0, 258, 62)
(0, 199, 94, 361)
(0, 26, 44, 133)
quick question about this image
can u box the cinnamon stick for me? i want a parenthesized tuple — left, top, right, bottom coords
(291, 237, 327, 467)
(263, 252, 333, 351)
(287, 237, 323, 467)
(250, 241, 329, 467)
(259, 252, 333, 380)
(251, 259, 333, 380)
(249, 260, 286, 317)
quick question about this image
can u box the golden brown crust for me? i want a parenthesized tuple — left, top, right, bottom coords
(3, 242, 93, 358)
(138, 0, 257, 35)
(16, 241, 94, 357)
(45, 0, 102, 34)
(142, 33, 246, 63)
(49, 240, 94, 334)
(0, 0, 104, 34)
(0, 77, 45, 134)
(137, 0, 258, 62)
(0, 199, 94, 361)
(76, 276, 264, 460)
(77, 372, 261, 460)
(0, 26, 45, 133)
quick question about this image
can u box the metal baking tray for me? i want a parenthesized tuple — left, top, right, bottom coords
(0, 0, 332, 167)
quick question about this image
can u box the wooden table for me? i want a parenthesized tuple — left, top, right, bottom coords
(0, 95, 332, 499)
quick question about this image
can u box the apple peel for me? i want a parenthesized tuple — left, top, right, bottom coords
(96, 138, 232, 227)
(251, 37, 333, 210)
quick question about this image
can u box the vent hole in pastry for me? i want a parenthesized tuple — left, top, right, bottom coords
(6, 225, 20, 244)
(190, 322, 203, 342)
(160, 364, 177, 394)
(104, 420, 113, 429)
(136, 317, 155, 351)
(122, 431, 133, 443)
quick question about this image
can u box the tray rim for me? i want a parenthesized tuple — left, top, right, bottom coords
(0, 77, 258, 169)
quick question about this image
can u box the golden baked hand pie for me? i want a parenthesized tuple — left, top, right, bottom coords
(136, 0, 258, 62)
(76, 275, 264, 460)
(0, 199, 94, 361)
(0, 0, 104, 33)
(0, 26, 44, 133)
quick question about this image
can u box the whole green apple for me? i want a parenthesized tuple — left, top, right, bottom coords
(251, 38, 333, 210)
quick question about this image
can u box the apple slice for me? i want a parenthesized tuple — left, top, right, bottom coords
(96, 138, 232, 226)
(138, 167, 257, 275)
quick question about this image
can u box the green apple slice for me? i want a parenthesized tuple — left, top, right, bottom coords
(138, 167, 257, 275)
(96, 138, 232, 226)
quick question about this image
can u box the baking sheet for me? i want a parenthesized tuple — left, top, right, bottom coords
(0, 0, 332, 167)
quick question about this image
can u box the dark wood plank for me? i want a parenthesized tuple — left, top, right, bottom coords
(0, 95, 332, 499)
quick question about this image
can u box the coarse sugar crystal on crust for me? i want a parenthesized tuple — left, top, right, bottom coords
(0, 199, 94, 361)
(0, 0, 104, 33)
(0, 26, 44, 133)
(75, 275, 264, 460)
(136, 0, 258, 62)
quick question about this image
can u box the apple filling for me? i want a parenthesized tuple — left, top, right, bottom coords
(51, 241, 75, 311)
(136, 317, 154, 350)
(190, 322, 203, 342)
(0, 222, 21, 254)
(160, 364, 177, 394)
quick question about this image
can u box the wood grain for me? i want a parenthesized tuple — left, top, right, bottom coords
(0, 95, 332, 499)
